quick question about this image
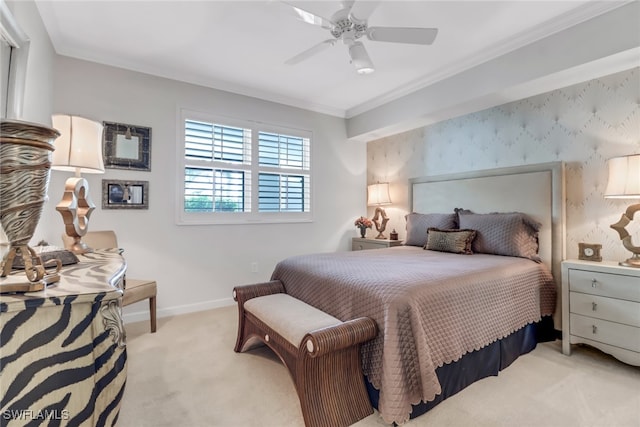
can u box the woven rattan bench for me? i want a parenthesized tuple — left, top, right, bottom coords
(233, 280, 378, 427)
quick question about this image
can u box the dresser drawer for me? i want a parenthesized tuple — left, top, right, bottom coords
(570, 292, 640, 327)
(568, 269, 640, 302)
(570, 313, 640, 352)
(353, 241, 385, 250)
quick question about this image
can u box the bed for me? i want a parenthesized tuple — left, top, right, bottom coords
(271, 162, 566, 424)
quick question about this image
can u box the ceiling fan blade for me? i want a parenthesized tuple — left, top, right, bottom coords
(348, 1, 380, 23)
(280, 1, 334, 29)
(367, 27, 438, 45)
(285, 39, 336, 65)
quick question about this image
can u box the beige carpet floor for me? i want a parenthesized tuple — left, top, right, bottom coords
(118, 306, 640, 427)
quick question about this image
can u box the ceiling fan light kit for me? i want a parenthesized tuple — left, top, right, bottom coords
(349, 41, 375, 74)
(284, 0, 438, 74)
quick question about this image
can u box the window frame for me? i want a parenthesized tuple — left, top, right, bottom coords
(176, 108, 313, 225)
(0, 2, 30, 119)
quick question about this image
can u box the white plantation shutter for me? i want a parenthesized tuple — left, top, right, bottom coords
(185, 121, 250, 163)
(179, 110, 312, 224)
(184, 119, 252, 213)
(258, 132, 310, 213)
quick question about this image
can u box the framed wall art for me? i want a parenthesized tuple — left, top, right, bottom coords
(102, 179, 149, 210)
(103, 121, 151, 171)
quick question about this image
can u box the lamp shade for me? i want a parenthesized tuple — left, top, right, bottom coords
(604, 154, 640, 199)
(51, 115, 104, 174)
(367, 182, 391, 206)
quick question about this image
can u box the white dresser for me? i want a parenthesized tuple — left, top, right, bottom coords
(561, 260, 640, 366)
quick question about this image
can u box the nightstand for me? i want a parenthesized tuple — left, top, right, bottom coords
(561, 260, 640, 366)
(351, 237, 403, 251)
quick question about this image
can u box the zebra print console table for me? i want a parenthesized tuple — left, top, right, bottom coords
(0, 250, 127, 426)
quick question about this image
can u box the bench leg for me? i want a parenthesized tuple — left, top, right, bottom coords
(296, 348, 373, 427)
(149, 296, 157, 333)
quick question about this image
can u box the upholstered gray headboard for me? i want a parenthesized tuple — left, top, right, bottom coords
(410, 162, 566, 320)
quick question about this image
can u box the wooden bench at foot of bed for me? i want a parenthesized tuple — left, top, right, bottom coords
(233, 280, 378, 427)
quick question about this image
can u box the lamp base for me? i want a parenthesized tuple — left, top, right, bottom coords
(57, 176, 96, 255)
(372, 207, 389, 240)
(68, 238, 93, 255)
(619, 254, 640, 268)
(610, 204, 640, 268)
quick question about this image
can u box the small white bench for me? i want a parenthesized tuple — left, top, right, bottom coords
(233, 280, 377, 427)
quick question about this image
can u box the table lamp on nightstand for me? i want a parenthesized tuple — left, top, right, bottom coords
(368, 182, 391, 239)
(605, 154, 640, 267)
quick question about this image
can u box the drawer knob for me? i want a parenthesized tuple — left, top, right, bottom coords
(592, 325, 597, 334)
(591, 279, 597, 288)
(592, 302, 597, 311)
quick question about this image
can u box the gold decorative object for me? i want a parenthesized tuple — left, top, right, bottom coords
(51, 115, 105, 254)
(610, 204, 640, 267)
(0, 119, 62, 289)
(604, 154, 640, 267)
(368, 182, 392, 239)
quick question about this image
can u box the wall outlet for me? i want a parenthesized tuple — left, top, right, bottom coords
(251, 262, 258, 273)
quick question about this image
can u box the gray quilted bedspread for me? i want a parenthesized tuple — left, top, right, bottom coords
(270, 245, 556, 424)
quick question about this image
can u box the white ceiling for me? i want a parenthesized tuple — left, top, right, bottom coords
(36, 1, 628, 118)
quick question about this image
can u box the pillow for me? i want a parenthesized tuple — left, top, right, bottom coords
(457, 212, 541, 261)
(404, 213, 458, 247)
(425, 228, 476, 254)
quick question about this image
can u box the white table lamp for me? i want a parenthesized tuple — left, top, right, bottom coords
(368, 182, 391, 239)
(51, 115, 104, 254)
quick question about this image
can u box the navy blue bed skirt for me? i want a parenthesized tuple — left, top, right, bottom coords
(366, 316, 556, 421)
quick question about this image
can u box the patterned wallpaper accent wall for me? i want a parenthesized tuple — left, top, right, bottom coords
(368, 67, 640, 262)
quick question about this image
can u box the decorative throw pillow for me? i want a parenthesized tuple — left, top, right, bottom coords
(404, 213, 458, 247)
(424, 228, 477, 255)
(457, 211, 541, 261)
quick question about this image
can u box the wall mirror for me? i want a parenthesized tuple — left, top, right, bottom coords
(103, 122, 151, 171)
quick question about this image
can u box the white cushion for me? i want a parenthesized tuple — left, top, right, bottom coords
(244, 294, 341, 348)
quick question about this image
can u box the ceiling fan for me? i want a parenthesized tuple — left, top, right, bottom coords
(282, 0, 438, 74)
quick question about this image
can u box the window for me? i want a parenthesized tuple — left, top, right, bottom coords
(178, 110, 312, 224)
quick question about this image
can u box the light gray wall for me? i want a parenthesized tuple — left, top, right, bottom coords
(34, 56, 366, 322)
(367, 67, 640, 264)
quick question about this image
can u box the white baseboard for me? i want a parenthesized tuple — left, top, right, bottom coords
(122, 297, 235, 324)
